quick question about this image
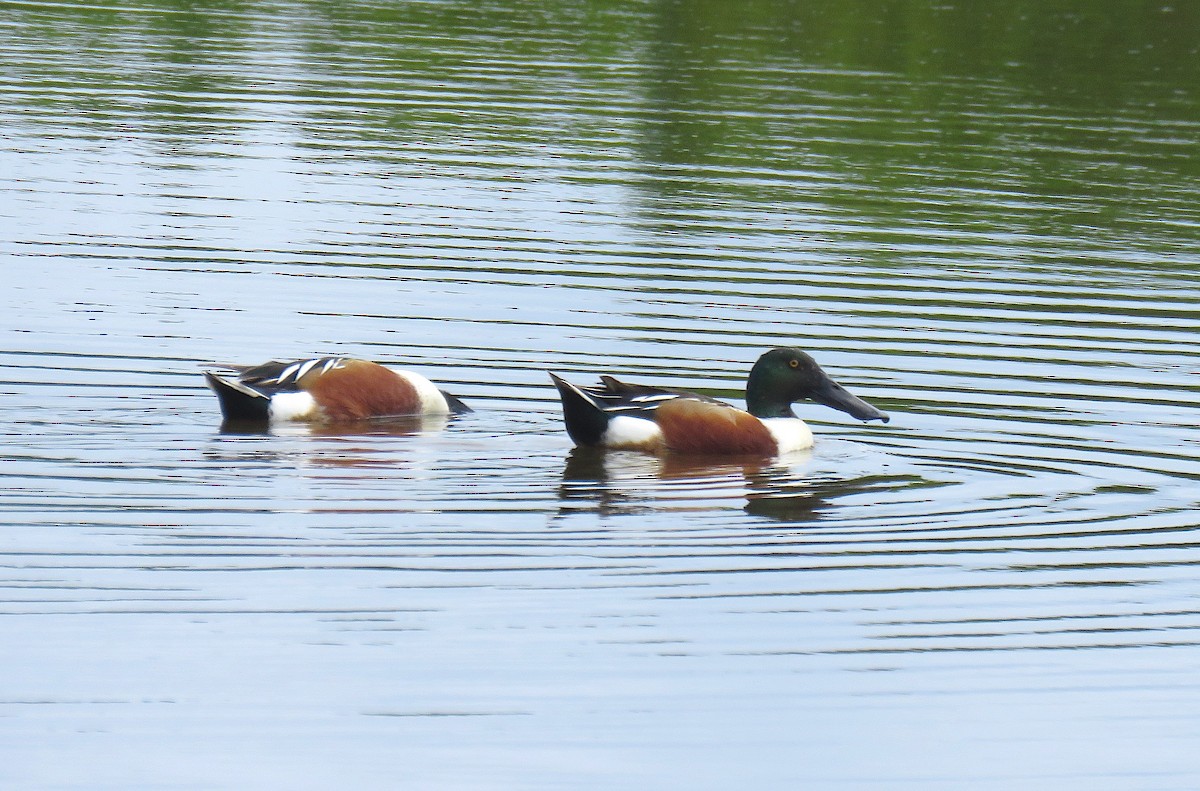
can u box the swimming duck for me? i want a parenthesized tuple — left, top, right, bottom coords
(549, 347, 888, 455)
(204, 357, 470, 423)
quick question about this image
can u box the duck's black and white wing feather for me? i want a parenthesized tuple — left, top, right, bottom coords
(226, 357, 346, 393)
(577, 375, 730, 419)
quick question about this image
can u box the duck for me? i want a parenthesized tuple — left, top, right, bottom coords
(204, 357, 470, 423)
(549, 347, 888, 455)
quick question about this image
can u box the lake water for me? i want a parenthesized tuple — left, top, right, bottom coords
(2, 1, 1200, 788)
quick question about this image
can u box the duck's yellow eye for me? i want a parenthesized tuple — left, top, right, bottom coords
(788, 358, 799, 369)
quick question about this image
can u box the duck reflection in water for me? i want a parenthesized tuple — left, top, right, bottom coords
(209, 412, 458, 472)
(217, 412, 454, 438)
(558, 445, 842, 522)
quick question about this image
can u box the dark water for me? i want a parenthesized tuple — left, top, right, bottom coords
(3, 1, 1200, 788)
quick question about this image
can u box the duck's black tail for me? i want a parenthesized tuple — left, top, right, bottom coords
(439, 390, 473, 415)
(548, 373, 610, 447)
(203, 372, 271, 422)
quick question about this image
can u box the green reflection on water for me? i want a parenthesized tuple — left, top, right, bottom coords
(3, 0, 1197, 257)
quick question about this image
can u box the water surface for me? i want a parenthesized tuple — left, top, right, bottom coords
(2, 1, 1200, 788)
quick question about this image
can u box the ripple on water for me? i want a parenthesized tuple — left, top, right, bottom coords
(3, 1, 1200, 786)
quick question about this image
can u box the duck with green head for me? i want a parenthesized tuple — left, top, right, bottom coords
(549, 347, 889, 455)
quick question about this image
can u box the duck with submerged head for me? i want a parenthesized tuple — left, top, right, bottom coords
(204, 357, 470, 424)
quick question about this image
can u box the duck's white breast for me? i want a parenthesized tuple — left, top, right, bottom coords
(761, 417, 813, 453)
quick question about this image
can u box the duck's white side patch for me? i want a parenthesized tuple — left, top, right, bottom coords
(268, 391, 318, 421)
(394, 370, 450, 415)
(603, 415, 664, 450)
(762, 417, 813, 453)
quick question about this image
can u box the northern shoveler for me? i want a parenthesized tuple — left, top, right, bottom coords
(549, 347, 888, 455)
(204, 357, 470, 423)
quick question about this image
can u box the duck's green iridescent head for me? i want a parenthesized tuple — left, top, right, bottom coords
(745, 347, 889, 422)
